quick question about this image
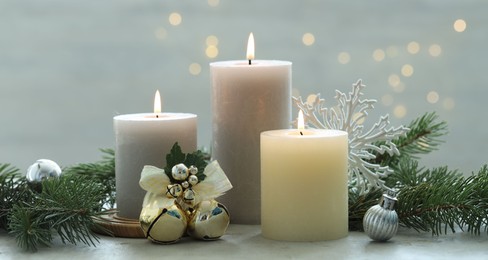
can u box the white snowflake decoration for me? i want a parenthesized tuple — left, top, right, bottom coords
(293, 80, 409, 195)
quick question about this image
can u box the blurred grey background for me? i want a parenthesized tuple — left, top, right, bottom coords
(1, 1, 487, 175)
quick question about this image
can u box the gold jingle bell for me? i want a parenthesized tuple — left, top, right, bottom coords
(189, 165, 198, 175)
(165, 184, 183, 198)
(188, 175, 199, 186)
(140, 201, 188, 244)
(183, 189, 196, 204)
(187, 200, 230, 240)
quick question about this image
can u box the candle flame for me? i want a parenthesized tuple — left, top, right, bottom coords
(247, 32, 255, 61)
(154, 90, 161, 114)
(298, 110, 305, 131)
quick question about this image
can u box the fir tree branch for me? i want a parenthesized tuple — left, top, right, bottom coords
(8, 174, 109, 251)
(63, 149, 116, 210)
(0, 164, 31, 230)
(374, 112, 448, 165)
(390, 160, 488, 235)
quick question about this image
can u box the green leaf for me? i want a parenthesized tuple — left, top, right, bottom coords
(164, 142, 186, 180)
(164, 142, 208, 183)
(184, 150, 207, 182)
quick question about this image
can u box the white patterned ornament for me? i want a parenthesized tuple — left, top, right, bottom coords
(293, 80, 409, 194)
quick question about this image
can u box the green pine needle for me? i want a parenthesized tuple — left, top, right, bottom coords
(8, 204, 52, 252)
(374, 112, 448, 165)
(8, 174, 108, 251)
(63, 148, 116, 209)
(349, 111, 488, 235)
(0, 164, 30, 230)
(1, 110, 487, 251)
(392, 160, 488, 235)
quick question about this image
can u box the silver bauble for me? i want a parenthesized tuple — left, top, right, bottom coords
(26, 159, 62, 183)
(187, 200, 230, 240)
(140, 201, 188, 244)
(363, 193, 399, 241)
(172, 163, 189, 181)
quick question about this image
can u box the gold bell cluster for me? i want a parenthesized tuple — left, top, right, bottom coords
(138, 157, 232, 244)
(166, 163, 199, 204)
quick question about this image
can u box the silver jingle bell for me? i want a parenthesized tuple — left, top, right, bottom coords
(187, 200, 230, 240)
(26, 159, 62, 183)
(171, 163, 189, 181)
(363, 193, 399, 242)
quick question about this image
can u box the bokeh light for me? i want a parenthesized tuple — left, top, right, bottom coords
(401, 64, 414, 77)
(206, 35, 219, 46)
(206, 45, 219, 58)
(388, 74, 401, 87)
(189, 63, 202, 75)
(372, 49, 385, 62)
(306, 94, 317, 105)
(393, 105, 407, 118)
(428, 44, 442, 57)
(426, 91, 440, 104)
(338, 52, 351, 64)
(302, 33, 315, 46)
(169, 12, 182, 26)
(407, 41, 420, 54)
(453, 19, 467, 32)
(208, 0, 220, 7)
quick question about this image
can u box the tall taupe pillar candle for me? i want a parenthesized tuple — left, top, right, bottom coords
(210, 60, 291, 224)
(114, 112, 197, 219)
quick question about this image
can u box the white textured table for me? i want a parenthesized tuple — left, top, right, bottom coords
(1, 225, 487, 259)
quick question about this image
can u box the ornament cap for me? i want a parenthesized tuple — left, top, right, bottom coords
(379, 192, 397, 210)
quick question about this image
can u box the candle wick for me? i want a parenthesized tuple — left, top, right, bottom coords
(248, 59, 252, 65)
(300, 131, 303, 136)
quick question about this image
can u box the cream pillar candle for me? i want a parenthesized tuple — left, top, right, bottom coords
(210, 34, 291, 224)
(114, 91, 197, 220)
(261, 126, 348, 241)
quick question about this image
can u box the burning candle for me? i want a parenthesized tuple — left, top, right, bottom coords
(113, 91, 197, 219)
(210, 33, 292, 224)
(260, 111, 348, 241)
